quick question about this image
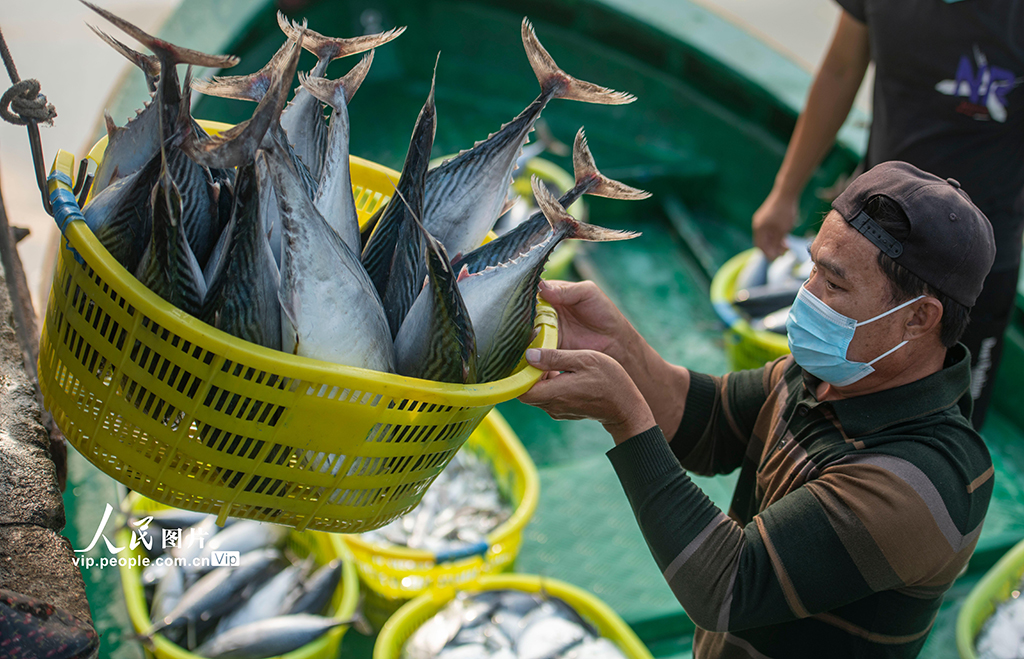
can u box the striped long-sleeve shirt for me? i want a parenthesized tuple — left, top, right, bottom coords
(607, 344, 992, 658)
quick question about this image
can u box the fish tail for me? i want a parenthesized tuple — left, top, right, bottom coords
(81, 1, 239, 69)
(299, 50, 374, 109)
(532, 175, 640, 242)
(277, 11, 406, 61)
(191, 72, 270, 103)
(572, 128, 652, 200)
(186, 36, 303, 168)
(521, 18, 635, 105)
(88, 23, 161, 82)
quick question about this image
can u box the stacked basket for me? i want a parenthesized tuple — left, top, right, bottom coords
(339, 409, 539, 629)
(117, 493, 360, 659)
(38, 123, 557, 535)
(373, 574, 654, 659)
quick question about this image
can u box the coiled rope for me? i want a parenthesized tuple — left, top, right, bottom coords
(0, 26, 57, 214)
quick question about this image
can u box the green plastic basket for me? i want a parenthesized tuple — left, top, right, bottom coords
(956, 537, 1024, 658)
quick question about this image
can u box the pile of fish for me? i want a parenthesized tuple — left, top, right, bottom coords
(975, 577, 1024, 659)
(402, 589, 628, 659)
(359, 448, 513, 555)
(135, 508, 351, 659)
(79, 1, 649, 384)
(731, 237, 812, 334)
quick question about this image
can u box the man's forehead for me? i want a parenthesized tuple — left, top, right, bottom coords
(811, 212, 883, 279)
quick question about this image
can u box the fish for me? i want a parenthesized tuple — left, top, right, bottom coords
(200, 162, 282, 350)
(194, 614, 348, 659)
(0, 589, 99, 659)
(83, 150, 161, 274)
(421, 18, 635, 262)
(401, 589, 627, 659)
(453, 128, 650, 275)
(191, 34, 320, 267)
(276, 12, 405, 181)
(147, 547, 281, 636)
(731, 281, 803, 320)
(133, 141, 208, 318)
(360, 449, 510, 554)
(281, 559, 344, 616)
(299, 51, 374, 254)
(393, 216, 478, 384)
(81, 0, 239, 196)
(459, 176, 638, 383)
(360, 58, 438, 337)
(214, 562, 304, 634)
(150, 562, 185, 624)
(260, 132, 396, 372)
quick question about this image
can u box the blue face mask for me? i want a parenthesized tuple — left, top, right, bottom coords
(786, 286, 925, 387)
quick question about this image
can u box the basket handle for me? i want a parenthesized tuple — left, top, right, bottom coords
(434, 541, 488, 563)
(47, 149, 84, 264)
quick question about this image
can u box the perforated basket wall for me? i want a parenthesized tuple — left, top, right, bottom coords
(338, 409, 539, 629)
(373, 574, 654, 659)
(117, 494, 359, 659)
(39, 136, 557, 534)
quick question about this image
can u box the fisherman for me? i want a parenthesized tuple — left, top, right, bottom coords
(521, 161, 995, 658)
(751, 0, 1024, 429)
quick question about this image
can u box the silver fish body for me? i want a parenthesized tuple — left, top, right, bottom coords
(301, 52, 374, 254)
(214, 563, 303, 634)
(281, 559, 343, 616)
(262, 136, 395, 372)
(422, 19, 635, 261)
(83, 151, 160, 273)
(201, 163, 282, 350)
(194, 614, 346, 659)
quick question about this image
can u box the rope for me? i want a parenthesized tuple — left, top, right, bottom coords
(1, 79, 57, 126)
(0, 25, 56, 215)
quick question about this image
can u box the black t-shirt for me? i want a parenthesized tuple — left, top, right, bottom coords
(837, 0, 1024, 271)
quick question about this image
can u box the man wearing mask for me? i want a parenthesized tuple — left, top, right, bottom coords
(521, 162, 995, 658)
(752, 0, 1024, 429)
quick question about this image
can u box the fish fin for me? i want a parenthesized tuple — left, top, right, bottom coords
(104, 111, 120, 139)
(572, 128, 651, 200)
(80, 1, 239, 69)
(521, 18, 635, 105)
(299, 50, 374, 109)
(532, 175, 640, 242)
(499, 195, 519, 217)
(456, 264, 471, 282)
(88, 23, 161, 85)
(278, 11, 405, 61)
(185, 34, 303, 168)
(191, 32, 303, 103)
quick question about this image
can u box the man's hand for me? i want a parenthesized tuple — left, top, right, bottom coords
(538, 280, 634, 360)
(752, 189, 798, 261)
(519, 348, 656, 444)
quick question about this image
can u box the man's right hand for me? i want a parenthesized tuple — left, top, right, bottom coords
(752, 189, 799, 261)
(537, 279, 633, 361)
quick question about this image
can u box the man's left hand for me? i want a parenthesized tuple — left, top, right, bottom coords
(519, 348, 657, 444)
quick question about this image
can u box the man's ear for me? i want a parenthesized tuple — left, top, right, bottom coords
(905, 297, 943, 339)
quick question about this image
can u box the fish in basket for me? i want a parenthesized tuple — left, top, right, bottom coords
(39, 3, 648, 533)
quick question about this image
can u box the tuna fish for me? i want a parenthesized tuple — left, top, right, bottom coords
(360, 60, 438, 337)
(261, 132, 395, 372)
(421, 18, 635, 261)
(453, 128, 650, 275)
(459, 177, 638, 382)
(393, 216, 477, 384)
(276, 12, 405, 181)
(299, 52, 374, 254)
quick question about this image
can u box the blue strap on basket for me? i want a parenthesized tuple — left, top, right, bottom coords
(47, 170, 84, 265)
(434, 541, 489, 563)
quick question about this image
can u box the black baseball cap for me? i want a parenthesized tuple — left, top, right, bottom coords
(832, 161, 995, 308)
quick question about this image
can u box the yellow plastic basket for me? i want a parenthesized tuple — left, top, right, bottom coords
(709, 248, 790, 371)
(38, 121, 557, 533)
(337, 409, 539, 629)
(956, 538, 1024, 659)
(373, 573, 654, 659)
(117, 493, 360, 659)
